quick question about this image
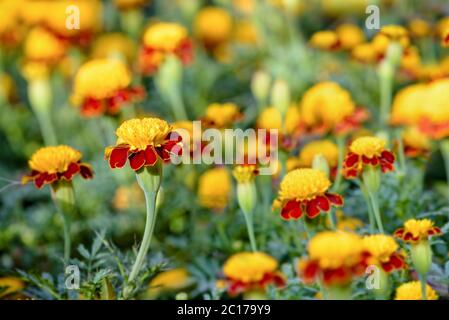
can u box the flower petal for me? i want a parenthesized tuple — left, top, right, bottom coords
(109, 147, 130, 169)
(129, 151, 146, 171)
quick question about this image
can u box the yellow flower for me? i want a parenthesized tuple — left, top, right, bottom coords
(198, 167, 231, 210)
(203, 103, 241, 128)
(309, 31, 340, 50)
(116, 118, 172, 151)
(232, 0, 255, 14)
(233, 20, 258, 45)
(223, 252, 278, 284)
(395, 219, 442, 243)
(436, 17, 449, 38)
(408, 19, 431, 38)
(73, 59, 131, 103)
(23, 27, 66, 64)
(362, 235, 398, 263)
(147, 268, 192, 298)
(232, 165, 258, 183)
(194, 7, 233, 48)
(349, 136, 386, 159)
(336, 216, 364, 232)
(390, 83, 427, 126)
(91, 33, 137, 63)
(321, 0, 369, 16)
(298, 140, 339, 168)
(351, 43, 377, 63)
(299, 82, 356, 131)
(372, 25, 409, 55)
(0, 277, 25, 298)
(395, 281, 438, 300)
(29, 146, 82, 174)
(0, 73, 17, 103)
(308, 231, 364, 270)
(335, 24, 365, 50)
(256, 105, 301, 134)
(402, 127, 431, 157)
(143, 22, 188, 52)
(278, 168, 330, 202)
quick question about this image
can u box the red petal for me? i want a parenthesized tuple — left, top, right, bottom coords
(109, 147, 129, 169)
(306, 199, 321, 218)
(394, 228, 404, 238)
(381, 150, 395, 164)
(62, 163, 80, 180)
(144, 146, 158, 166)
(129, 151, 146, 171)
(344, 153, 359, 168)
(281, 200, 302, 220)
(325, 193, 344, 206)
(316, 195, 330, 212)
(80, 164, 94, 179)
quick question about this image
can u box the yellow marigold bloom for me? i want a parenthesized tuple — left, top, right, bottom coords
(276, 168, 343, 220)
(321, 0, 368, 16)
(336, 214, 364, 232)
(298, 140, 339, 168)
(408, 19, 431, 38)
(419, 78, 449, 139)
(394, 219, 442, 243)
(116, 118, 171, 151)
(256, 105, 301, 135)
(232, 165, 258, 183)
(194, 7, 233, 49)
(0, 277, 25, 298)
(363, 235, 406, 272)
(222, 252, 284, 295)
(203, 103, 241, 128)
(147, 268, 192, 295)
(143, 22, 188, 52)
(336, 24, 365, 50)
(73, 59, 131, 103)
(309, 31, 340, 50)
(349, 136, 385, 159)
(377, 25, 409, 48)
(351, 43, 377, 63)
(23, 145, 93, 188)
(0, 0, 24, 47)
(436, 17, 449, 38)
(395, 281, 438, 300)
(24, 27, 66, 64)
(198, 167, 231, 210)
(91, 33, 137, 63)
(402, 127, 431, 158)
(114, 0, 149, 10)
(233, 20, 258, 45)
(299, 82, 357, 133)
(390, 83, 427, 126)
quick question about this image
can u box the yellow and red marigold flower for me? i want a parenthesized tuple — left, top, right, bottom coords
(394, 219, 442, 243)
(299, 231, 369, 286)
(299, 82, 368, 135)
(395, 281, 439, 300)
(202, 103, 242, 129)
(22, 145, 93, 189)
(139, 22, 193, 75)
(401, 127, 431, 158)
(275, 168, 343, 220)
(343, 136, 395, 179)
(442, 28, 449, 47)
(105, 118, 182, 171)
(72, 59, 144, 117)
(194, 7, 233, 51)
(297, 140, 339, 177)
(362, 235, 406, 273)
(222, 252, 285, 296)
(197, 167, 231, 210)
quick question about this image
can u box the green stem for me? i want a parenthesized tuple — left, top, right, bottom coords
(419, 273, 427, 300)
(440, 140, 449, 202)
(331, 135, 346, 193)
(360, 183, 375, 233)
(127, 191, 158, 286)
(379, 72, 393, 130)
(243, 211, 257, 252)
(367, 189, 384, 234)
(60, 212, 71, 263)
(395, 129, 406, 175)
(35, 109, 57, 146)
(327, 208, 336, 230)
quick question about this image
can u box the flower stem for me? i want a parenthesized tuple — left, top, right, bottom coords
(395, 129, 406, 175)
(379, 69, 393, 130)
(367, 189, 384, 234)
(360, 183, 375, 233)
(243, 211, 257, 252)
(419, 273, 427, 300)
(331, 135, 346, 193)
(60, 212, 71, 263)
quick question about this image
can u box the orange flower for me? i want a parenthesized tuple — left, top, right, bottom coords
(105, 118, 182, 171)
(139, 22, 193, 74)
(72, 59, 144, 117)
(22, 145, 93, 189)
(343, 136, 395, 179)
(275, 168, 343, 220)
(362, 235, 406, 273)
(394, 219, 442, 244)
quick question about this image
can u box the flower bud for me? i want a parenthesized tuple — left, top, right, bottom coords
(28, 78, 52, 114)
(362, 165, 381, 193)
(271, 79, 290, 119)
(157, 54, 183, 95)
(386, 42, 403, 68)
(236, 181, 257, 215)
(312, 154, 330, 178)
(136, 163, 162, 195)
(51, 180, 76, 216)
(251, 70, 271, 106)
(410, 240, 432, 277)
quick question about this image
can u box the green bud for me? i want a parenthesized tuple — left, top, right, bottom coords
(236, 181, 257, 215)
(362, 165, 381, 194)
(271, 79, 290, 119)
(243, 290, 267, 300)
(251, 70, 271, 106)
(157, 54, 183, 95)
(377, 60, 394, 81)
(411, 240, 432, 277)
(136, 163, 162, 195)
(386, 42, 403, 68)
(312, 154, 330, 178)
(51, 180, 76, 216)
(28, 78, 52, 114)
(373, 268, 390, 300)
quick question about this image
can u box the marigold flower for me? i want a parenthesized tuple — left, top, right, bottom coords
(408, 19, 431, 38)
(222, 252, 285, 296)
(442, 28, 449, 47)
(419, 78, 449, 139)
(91, 33, 137, 63)
(105, 118, 182, 171)
(232, 164, 259, 184)
(309, 31, 340, 50)
(194, 7, 233, 50)
(299, 231, 369, 286)
(395, 281, 438, 300)
(198, 167, 231, 210)
(394, 219, 442, 243)
(147, 268, 193, 298)
(72, 59, 144, 117)
(401, 127, 431, 158)
(275, 168, 343, 220)
(362, 235, 405, 273)
(299, 82, 367, 135)
(335, 24, 365, 50)
(23, 27, 66, 66)
(298, 140, 339, 169)
(390, 83, 427, 126)
(139, 22, 193, 74)
(343, 136, 395, 178)
(0, 0, 25, 47)
(372, 25, 409, 57)
(202, 103, 242, 128)
(22, 145, 93, 189)
(351, 43, 378, 64)
(256, 105, 301, 134)
(0, 277, 25, 298)
(334, 211, 364, 231)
